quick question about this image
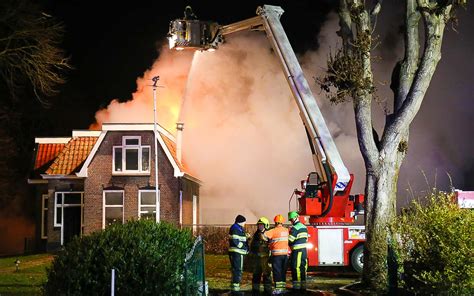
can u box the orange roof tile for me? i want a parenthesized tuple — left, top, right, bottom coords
(160, 132, 196, 178)
(46, 137, 98, 175)
(34, 144, 66, 169)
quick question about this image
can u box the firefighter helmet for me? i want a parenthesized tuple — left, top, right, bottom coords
(274, 214, 285, 224)
(288, 211, 299, 220)
(257, 217, 270, 229)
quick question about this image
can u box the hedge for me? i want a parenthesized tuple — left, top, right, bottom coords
(44, 220, 193, 295)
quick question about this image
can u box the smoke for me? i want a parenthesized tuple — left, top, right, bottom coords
(90, 48, 195, 131)
(92, 18, 362, 223)
(91, 8, 473, 223)
(179, 34, 315, 223)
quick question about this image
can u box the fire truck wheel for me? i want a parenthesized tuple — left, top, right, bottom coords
(351, 245, 364, 273)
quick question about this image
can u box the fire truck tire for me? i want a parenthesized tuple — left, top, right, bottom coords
(351, 245, 364, 273)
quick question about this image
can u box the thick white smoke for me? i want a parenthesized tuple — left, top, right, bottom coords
(91, 10, 472, 223)
(90, 16, 365, 223)
(90, 48, 194, 131)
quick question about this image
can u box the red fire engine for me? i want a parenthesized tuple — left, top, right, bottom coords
(167, 5, 366, 272)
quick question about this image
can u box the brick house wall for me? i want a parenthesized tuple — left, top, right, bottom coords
(83, 131, 180, 234)
(46, 179, 84, 251)
(33, 183, 48, 252)
(31, 126, 200, 252)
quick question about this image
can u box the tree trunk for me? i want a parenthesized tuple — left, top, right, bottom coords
(363, 155, 401, 292)
(332, 1, 456, 293)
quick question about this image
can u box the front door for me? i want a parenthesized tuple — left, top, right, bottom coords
(63, 207, 81, 245)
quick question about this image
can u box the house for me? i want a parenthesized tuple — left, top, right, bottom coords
(28, 123, 200, 251)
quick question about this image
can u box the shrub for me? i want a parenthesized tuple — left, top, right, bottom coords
(190, 224, 257, 255)
(196, 226, 229, 255)
(44, 220, 193, 295)
(391, 190, 474, 295)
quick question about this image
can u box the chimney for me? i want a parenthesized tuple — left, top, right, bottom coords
(176, 122, 184, 163)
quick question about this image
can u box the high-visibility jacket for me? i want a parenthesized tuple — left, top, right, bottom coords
(250, 230, 270, 257)
(262, 225, 289, 256)
(288, 221, 308, 250)
(229, 223, 249, 255)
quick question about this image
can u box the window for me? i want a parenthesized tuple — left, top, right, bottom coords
(103, 191, 124, 228)
(139, 190, 158, 221)
(41, 194, 48, 239)
(113, 136, 150, 174)
(54, 192, 83, 227)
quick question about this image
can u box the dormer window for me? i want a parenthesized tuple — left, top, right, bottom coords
(113, 136, 150, 175)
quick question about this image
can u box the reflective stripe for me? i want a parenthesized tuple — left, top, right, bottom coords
(229, 234, 247, 241)
(292, 243, 307, 250)
(271, 249, 288, 255)
(276, 281, 286, 289)
(296, 232, 308, 239)
(229, 247, 247, 254)
(288, 235, 296, 242)
(237, 242, 243, 248)
(231, 283, 240, 291)
(271, 237, 288, 243)
(296, 251, 302, 281)
(293, 222, 307, 230)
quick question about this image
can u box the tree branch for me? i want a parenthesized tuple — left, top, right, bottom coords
(338, 0, 354, 53)
(0, 0, 71, 104)
(383, 3, 452, 147)
(394, 0, 421, 111)
(347, 0, 380, 166)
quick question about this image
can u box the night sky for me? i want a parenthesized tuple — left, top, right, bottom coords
(38, 0, 334, 133)
(37, 0, 473, 190)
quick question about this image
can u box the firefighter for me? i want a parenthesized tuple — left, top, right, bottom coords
(183, 6, 197, 20)
(288, 211, 309, 290)
(250, 217, 272, 295)
(229, 214, 249, 295)
(262, 214, 289, 294)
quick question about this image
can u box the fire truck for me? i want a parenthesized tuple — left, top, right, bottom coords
(167, 5, 366, 273)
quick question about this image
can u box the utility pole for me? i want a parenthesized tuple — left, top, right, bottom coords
(152, 76, 161, 222)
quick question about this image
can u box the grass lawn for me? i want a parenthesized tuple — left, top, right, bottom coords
(0, 253, 358, 295)
(205, 254, 360, 294)
(0, 254, 54, 295)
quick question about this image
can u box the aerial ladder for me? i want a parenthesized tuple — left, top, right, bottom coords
(167, 5, 365, 272)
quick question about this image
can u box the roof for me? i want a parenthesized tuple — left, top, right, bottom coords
(31, 123, 199, 182)
(46, 137, 98, 175)
(34, 143, 67, 170)
(65, 123, 199, 182)
(160, 132, 187, 173)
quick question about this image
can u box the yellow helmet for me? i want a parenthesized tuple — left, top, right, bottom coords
(257, 217, 270, 229)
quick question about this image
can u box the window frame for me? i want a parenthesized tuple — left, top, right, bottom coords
(54, 192, 83, 227)
(53, 192, 84, 245)
(102, 190, 125, 229)
(112, 136, 151, 175)
(41, 194, 48, 239)
(138, 190, 158, 222)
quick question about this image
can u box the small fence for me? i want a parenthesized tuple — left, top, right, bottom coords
(183, 236, 206, 296)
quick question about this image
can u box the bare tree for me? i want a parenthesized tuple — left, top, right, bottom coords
(0, 0, 71, 106)
(320, 0, 467, 291)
